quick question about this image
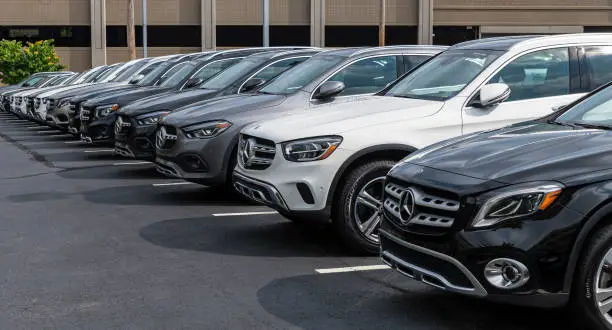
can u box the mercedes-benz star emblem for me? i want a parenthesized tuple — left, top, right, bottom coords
(399, 189, 416, 224)
(240, 138, 257, 166)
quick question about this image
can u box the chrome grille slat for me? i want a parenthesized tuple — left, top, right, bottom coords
(383, 183, 459, 229)
(238, 134, 276, 170)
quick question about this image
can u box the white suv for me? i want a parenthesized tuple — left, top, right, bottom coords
(234, 33, 612, 253)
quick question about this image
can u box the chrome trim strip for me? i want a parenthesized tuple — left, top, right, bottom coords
(233, 172, 289, 211)
(379, 229, 487, 297)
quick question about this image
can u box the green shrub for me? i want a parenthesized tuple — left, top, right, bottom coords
(0, 39, 65, 85)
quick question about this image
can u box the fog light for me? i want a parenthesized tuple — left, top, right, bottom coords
(484, 258, 530, 290)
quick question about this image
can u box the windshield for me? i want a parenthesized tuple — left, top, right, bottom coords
(200, 59, 263, 90)
(63, 73, 82, 85)
(190, 58, 242, 83)
(260, 55, 344, 95)
(555, 85, 612, 128)
(137, 62, 170, 86)
(46, 75, 69, 86)
(386, 50, 503, 101)
(159, 63, 196, 87)
(84, 67, 109, 83)
(112, 61, 147, 82)
(97, 64, 124, 82)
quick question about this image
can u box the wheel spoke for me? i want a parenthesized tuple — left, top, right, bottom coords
(598, 287, 612, 305)
(600, 296, 612, 315)
(363, 214, 381, 237)
(356, 195, 380, 212)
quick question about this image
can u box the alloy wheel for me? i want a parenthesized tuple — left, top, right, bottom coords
(595, 246, 612, 326)
(353, 176, 385, 243)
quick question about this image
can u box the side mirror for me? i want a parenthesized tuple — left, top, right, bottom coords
(184, 77, 203, 89)
(241, 78, 266, 92)
(477, 83, 511, 108)
(129, 74, 144, 84)
(313, 81, 345, 100)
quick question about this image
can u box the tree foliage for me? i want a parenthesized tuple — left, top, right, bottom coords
(0, 39, 65, 84)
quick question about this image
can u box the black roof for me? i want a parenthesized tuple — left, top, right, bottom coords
(451, 35, 542, 51)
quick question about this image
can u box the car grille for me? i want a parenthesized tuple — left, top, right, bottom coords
(47, 99, 57, 113)
(237, 134, 276, 170)
(155, 125, 178, 150)
(80, 105, 93, 122)
(114, 115, 132, 136)
(382, 180, 460, 234)
(34, 98, 41, 110)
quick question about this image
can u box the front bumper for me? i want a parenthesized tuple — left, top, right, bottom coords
(379, 203, 583, 308)
(114, 119, 157, 160)
(80, 113, 117, 145)
(46, 104, 73, 129)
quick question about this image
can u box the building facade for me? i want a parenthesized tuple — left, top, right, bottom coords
(1, 0, 611, 71)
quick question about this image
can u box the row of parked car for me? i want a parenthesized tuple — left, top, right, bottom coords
(4, 33, 612, 329)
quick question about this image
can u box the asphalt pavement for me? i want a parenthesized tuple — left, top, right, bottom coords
(0, 112, 577, 329)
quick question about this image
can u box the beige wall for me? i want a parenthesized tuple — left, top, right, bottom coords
(0, 0, 90, 25)
(106, 47, 201, 63)
(56, 47, 92, 72)
(434, 0, 612, 26)
(106, 0, 201, 25)
(326, 0, 418, 25)
(216, 0, 310, 25)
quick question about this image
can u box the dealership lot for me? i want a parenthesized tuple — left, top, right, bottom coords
(0, 113, 577, 329)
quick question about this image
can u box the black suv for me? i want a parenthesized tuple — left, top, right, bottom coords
(380, 82, 612, 329)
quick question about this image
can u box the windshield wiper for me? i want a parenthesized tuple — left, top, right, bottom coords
(547, 120, 579, 128)
(570, 122, 612, 130)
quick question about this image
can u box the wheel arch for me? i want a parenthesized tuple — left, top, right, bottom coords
(564, 198, 612, 293)
(327, 144, 417, 216)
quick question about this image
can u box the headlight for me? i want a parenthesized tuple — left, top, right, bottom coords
(472, 182, 563, 228)
(96, 104, 119, 118)
(183, 120, 232, 139)
(281, 136, 342, 162)
(136, 111, 170, 126)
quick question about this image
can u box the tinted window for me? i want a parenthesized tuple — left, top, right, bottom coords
(556, 85, 612, 126)
(159, 63, 196, 87)
(252, 57, 310, 82)
(21, 76, 44, 87)
(487, 48, 570, 102)
(260, 55, 345, 95)
(138, 63, 170, 86)
(403, 55, 430, 72)
(111, 61, 148, 82)
(200, 59, 263, 90)
(328, 55, 398, 96)
(583, 46, 612, 90)
(192, 58, 242, 82)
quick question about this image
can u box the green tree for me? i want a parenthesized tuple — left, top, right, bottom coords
(0, 39, 65, 85)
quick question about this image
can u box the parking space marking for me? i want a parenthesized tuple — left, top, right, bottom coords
(315, 265, 390, 274)
(152, 182, 195, 187)
(84, 149, 115, 153)
(113, 161, 151, 166)
(212, 211, 279, 217)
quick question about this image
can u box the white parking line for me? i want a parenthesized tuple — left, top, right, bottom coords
(64, 141, 83, 144)
(84, 149, 114, 153)
(152, 182, 195, 187)
(212, 211, 279, 217)
(113, 161, 151, 166)
(315, 265, 390, 274)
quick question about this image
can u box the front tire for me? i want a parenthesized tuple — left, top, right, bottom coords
(572, 224, 612, 330)
(334, 159, 395, 255)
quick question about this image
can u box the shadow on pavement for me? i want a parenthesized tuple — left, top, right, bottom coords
(256, 272, 575, 330)
(6, 191, 73, 203)
(81, 184, 245, 206)
(139, 216, 349, 257)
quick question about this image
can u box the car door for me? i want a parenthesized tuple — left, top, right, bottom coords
(461, 47, 584, 134)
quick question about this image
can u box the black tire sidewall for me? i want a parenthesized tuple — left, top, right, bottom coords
(335, 160, 395, 255)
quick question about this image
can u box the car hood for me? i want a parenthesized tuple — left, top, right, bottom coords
(401, 121, 612, 185)
(68, 83, 134, 102)
(241, 95, 444, 142)
(83, 86, 171, 107)
(118, 88, 220, 117)
(162, 94, 285, 127)
(38, 83, 97, 98)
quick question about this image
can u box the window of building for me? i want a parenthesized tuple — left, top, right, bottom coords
(326, 26, 378, 47)
(107, 26, 201, 47)
(0, 26, 91, 47)
(217, 26, 262, 47)
(433, 26, 479, 46)
(386, 26, 418, 45)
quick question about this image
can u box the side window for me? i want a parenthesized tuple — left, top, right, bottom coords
(328, 55, 398, 96)
(403, 55, 430, 72)
(253, 57, 309, 81)
(487, 47, 570, 102)
(582, 46, 612, 91)
(193, 58, 241, 82)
